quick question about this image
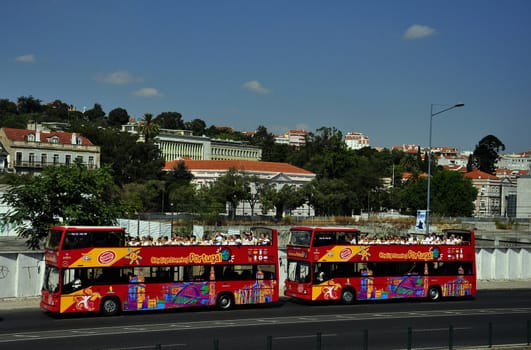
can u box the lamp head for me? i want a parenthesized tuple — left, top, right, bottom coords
(454, 102, 465, 107)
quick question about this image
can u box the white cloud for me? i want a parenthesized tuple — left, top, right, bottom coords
(15, 54, 36, 63)
(95, 71, 143, 85)
(242, 80, 270, 95)
(404, 24, 436, 40)
(133, 87, 162, 97)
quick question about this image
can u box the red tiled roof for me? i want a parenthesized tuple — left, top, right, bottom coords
(464, 169, 499, 180)
(1, 127, 94, 146)
(163, 159, 314, 175)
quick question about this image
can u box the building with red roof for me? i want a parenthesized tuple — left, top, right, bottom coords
(0, 123, 100, 174)
(163, 159, 316, 217)
(464, 169, 502, 217)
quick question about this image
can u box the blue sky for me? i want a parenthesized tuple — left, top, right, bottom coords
(2, 0, 530, 153)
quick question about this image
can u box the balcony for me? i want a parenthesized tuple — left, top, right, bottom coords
(12, 161, 98, 170)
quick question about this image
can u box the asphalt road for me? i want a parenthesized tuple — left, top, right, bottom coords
(1, 289, 531, 350)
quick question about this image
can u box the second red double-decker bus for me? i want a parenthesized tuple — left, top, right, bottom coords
(41, 226, 279, 315)
(284, 226, 476, 304)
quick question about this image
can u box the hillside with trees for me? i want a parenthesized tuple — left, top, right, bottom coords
(0, 96, 481, 247)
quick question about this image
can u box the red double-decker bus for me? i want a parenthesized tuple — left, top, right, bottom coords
(284, 226, 476, 304)
(41, 226, 279, 315)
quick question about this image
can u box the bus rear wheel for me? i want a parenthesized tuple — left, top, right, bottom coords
(428, 286, 442, 302)
(100, 297, 121, 316)
(341, 288, 356, 305)
(217, 293, 234, 310)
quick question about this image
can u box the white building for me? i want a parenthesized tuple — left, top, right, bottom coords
(497, 151, 531, 172)
(345, 132, 370, 150)
(122, 123, 262, 162)
(0, 124, 100, 174)
(274, 129, 307, 148)
(163, 159, 316, 217)
(464, 169, 501, 217)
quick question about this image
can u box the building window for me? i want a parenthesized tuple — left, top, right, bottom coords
(27, 134, 35, 142)
(53, 154, 59, 165)
(65, 155, 71, 165)
(29, 153, 35, 165)
(16, 152, 22, 166)
(88, 156, 94, 168)
(76, 156, 83, 164)
(51, 136, 59, 144)
(41, 154, 47, 166)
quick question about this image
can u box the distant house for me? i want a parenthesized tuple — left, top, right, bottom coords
(0, 123, 100, 174)
(163, 159, 316, 217)
(274, 129, 307, 148)
(465, 169, 501, 217)
(345, 132, 370, 150)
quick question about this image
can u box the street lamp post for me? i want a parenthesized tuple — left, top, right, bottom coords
(426, 103, 464, 235)
(170, 203, 174, 236)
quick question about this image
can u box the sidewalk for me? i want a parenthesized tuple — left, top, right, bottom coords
(1, 280, 530, 311)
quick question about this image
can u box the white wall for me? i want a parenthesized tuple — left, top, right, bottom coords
(476, 248, 531, 280)
(0, 252, 44, 298)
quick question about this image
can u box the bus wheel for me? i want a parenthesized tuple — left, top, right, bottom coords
(341, 288, 356, 305)
(428, 286, 441, 302)
(100, 297, 121, 316)
(217, 293, 234, 310)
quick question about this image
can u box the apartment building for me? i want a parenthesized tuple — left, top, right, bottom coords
(0, 124, 100, 174)
(345, 132, 370, 150)
(497, 151, 531, 171)
(274, 129, 307, 148)
(464, 169, 502, 217)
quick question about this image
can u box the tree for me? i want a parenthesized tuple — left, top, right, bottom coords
(166, 160, 196, 213)
(17, 95, 43, 114)
(185, 118, 207, 136)
(398, 169, 477, 217)
(250, 125, 276, 161)
(0, 99, 18, 117)
(154, 112, 185, 130)
(469, 135, 506, 174)
(259, 183, 305, 220)
(84, 103, 106, 122)
(108, 107, 130, 127)
(77, 126, 164, 185)
(242, 175, 265, 216)
(209, 168, 249, 219)
(137, 113, 160, 141)
(1, 163, 126, 249)
(430, 170, 477, 216)
(44, 99, 70, 121)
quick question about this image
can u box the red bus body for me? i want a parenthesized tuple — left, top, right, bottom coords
(41, 226, 279, 314)
(284, 226, 476, 303)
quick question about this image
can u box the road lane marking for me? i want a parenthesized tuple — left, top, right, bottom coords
(275, 333, 337, 340)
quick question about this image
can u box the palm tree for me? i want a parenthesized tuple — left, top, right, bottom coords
(137, 113, 160, 141)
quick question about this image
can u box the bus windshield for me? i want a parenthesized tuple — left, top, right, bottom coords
(46, 230, 63, 250)
(289, 230, 312, 246)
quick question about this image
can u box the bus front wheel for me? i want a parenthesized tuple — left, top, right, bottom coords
(341, 288, 356, 305)
(217, 293, 234, 310)
(428, 286, 442, 302)
(100, 297, 121, 316)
